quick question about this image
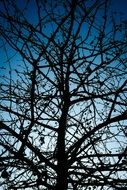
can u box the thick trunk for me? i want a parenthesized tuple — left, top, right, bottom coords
(55, 96, 69, 190)
(55, 117, 68, 190)
(55, 74, 70, 189)
(55, 160, 68, 190)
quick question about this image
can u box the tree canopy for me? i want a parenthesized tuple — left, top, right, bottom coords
(0, 0, 127, 189)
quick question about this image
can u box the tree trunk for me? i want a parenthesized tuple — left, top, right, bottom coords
(55, 115, 68, 190)
(55, 93, 69, 190)
(55, 158, 68, 190)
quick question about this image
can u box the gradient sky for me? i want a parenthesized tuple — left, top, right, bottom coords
(0, 0, 127, 73)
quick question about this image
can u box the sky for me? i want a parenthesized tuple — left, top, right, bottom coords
(0, 0, 127, 76)
(112, 0, 127, 18)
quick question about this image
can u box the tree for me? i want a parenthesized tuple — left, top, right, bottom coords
(0, 0, 127, 189)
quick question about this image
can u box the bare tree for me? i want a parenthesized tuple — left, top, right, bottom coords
(0, 0, 127, 189)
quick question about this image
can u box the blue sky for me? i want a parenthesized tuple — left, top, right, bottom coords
(0, 0, 127, 74)
(112, 0, 127, 18)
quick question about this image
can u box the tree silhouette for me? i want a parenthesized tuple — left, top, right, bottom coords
(0, 0, 127, 189)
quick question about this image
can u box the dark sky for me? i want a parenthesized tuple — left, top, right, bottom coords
(0, 0, 127, 72)
(112, 0, 127, 19)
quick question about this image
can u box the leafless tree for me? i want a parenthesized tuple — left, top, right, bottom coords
(0, 0, 127, 189)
